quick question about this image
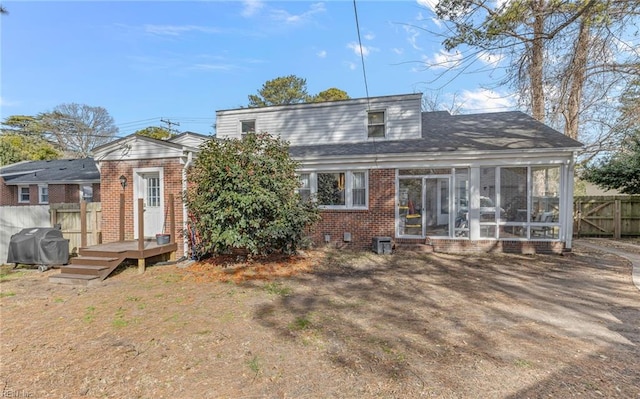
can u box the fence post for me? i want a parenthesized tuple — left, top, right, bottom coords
(80, 201, 87, 248)
(614, 199, 621, 239)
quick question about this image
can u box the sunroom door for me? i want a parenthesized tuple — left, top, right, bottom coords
(398, 178, 423, 236)
(398, 176, 451, 237)
(424, 176, 450, 237)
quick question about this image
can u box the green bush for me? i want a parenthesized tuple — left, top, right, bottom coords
(185, 133, 319, 257)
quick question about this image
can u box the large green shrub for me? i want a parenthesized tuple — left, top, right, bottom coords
(185, 133, 319, 257)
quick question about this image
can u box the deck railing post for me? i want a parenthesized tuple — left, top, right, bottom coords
(138, 198, 144, 251)
(80, 200, 87, 248)
(169, 194, 176, 244)
(119, 193, 125, 242)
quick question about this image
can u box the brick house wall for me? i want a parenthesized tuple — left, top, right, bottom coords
(99, 158, 185, 258)
(309, 169, 396, 249)
(0, 177, 99, 206)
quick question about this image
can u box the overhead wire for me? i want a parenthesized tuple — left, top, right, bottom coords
(352, 0, 379, 167)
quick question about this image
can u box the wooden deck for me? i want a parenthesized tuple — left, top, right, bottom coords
(49, 240, 178, 286)
(49, 195, 179, 286)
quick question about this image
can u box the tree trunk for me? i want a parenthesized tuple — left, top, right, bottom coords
(562, 17, 590, 141)
(530, 0, 546, 122)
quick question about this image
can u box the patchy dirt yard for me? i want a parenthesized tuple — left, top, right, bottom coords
(1, 239, 639, 398)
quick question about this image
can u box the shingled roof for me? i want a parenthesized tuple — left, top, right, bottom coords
(289, 111, 582, 159)
(1, 158, 99, 185)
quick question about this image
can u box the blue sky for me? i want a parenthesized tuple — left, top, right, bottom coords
(1, 0, 516, 137)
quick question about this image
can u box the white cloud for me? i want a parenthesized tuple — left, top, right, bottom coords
(191, 64, 235, 71)
(477, 51, 505, 66)
(144, 24, 220, 36)
(403, 25, 422, 51)
(392, 48, 404, 55)
(457, 89, 516, 112)
(317, 50, 327, 58)
(0, 97, 19, 107)
(364, 32, 375, 41)
(416, 0, 438, 13)
(345, 61, 357, 71)
(425, 49, 463, 69)
(347, 42, 378, 58)
(241, 0, 264, 18)
(270, 2, 326, 25)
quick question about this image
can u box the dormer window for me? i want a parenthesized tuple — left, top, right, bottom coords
(241, 120, 256, 138)
(367, 111, 385, 138)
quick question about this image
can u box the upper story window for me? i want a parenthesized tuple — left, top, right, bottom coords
(367, 111, 386, 138)
(18, 186, 30, 203)
(299, 171, 368, 209)
(241, 120, 256, 138)
(39, 184, 49, 204)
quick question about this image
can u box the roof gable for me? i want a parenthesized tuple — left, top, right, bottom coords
(93, 134, 187, 161)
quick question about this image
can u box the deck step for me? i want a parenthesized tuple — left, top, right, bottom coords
(60, 264, 109, 276)
(70, 256, 119, 266)
(49, 273, 101, 286)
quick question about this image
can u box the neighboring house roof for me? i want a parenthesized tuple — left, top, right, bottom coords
(289, 111, 583, 159)
(1, 158, 100, 185)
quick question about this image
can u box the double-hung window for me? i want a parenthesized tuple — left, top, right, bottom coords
(18, 186, 30, 203)
(39, 184, 49, 204)
(367, 110, 385, 138)
(297, 173, 311, 201)
(299, 171, 368, 209)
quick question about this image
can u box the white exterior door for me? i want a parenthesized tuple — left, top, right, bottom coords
(133, 168, 164, 239)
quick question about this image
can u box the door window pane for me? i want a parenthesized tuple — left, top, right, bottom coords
(147, 177, 161, 207)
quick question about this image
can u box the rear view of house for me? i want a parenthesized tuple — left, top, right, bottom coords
(216, 93, 582, 254)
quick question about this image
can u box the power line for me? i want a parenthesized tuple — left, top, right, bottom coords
(160, 118, 181, 134)
(353, 0, 370, 108)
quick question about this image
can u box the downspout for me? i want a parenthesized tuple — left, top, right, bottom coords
(182, 151, 193, 257)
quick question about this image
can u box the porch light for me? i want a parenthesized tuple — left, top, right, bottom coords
(119, 175, 127, 189)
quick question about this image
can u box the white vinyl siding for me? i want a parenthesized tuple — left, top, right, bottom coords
(216, 94, 422, 145)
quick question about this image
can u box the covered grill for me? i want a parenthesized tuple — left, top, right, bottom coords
(7, 227, 69, 266)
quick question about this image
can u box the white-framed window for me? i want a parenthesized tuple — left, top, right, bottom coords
(241, 120, 256, 137)
(18, 186, 30, 203)
(80, 184, 93, 202)
(297, 173, 311, 201)
(299, 171, 368, 209)
(367, 110, 385, 138)
(38, 184, 49, 204)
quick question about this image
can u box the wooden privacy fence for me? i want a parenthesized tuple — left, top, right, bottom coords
(574, 196, 640, 238)
(50, 202, 102, 254)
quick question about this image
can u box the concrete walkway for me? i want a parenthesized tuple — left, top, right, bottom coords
(574, 238, 640, 292)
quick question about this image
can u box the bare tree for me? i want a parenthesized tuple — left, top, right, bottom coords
(427, 0, 640, 157)
(39, 103, 119, 157)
